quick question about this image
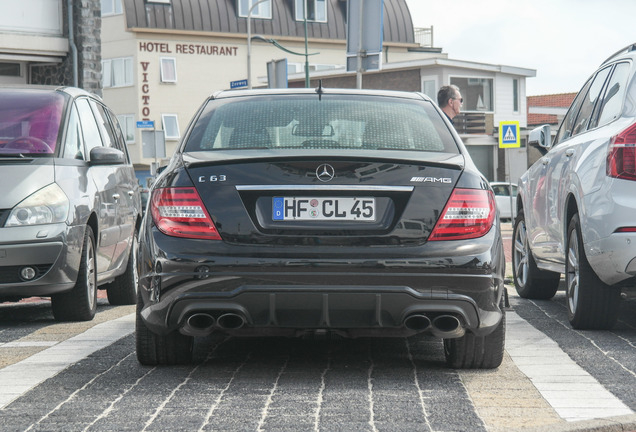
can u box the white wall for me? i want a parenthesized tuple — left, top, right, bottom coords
(0, 0, 62, 35)
(494, 73, 527, 127)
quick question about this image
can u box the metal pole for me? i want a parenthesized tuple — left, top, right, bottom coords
(303, 0, 309, 87)
(66, 0, 78, 87)
(356, 0, 363, 89)
(506, 149, 514, 220)
(247, 0, 270, 89)
(247, 11, 252, 89)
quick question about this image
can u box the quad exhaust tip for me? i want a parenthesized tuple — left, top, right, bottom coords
(404, 314, 431, 331)
(217, 313, 246, 330)
(182, 313, 216, 337)
(182, 311, 462, 337)
(404, 313, 465, 338)
(181, 312, 247, 336)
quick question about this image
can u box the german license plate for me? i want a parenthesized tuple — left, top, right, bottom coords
(272, 197, 376, 221)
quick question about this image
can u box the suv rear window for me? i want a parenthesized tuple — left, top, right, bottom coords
(185, 95, 459, 154)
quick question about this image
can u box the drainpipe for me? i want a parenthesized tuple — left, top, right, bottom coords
(67, 0, 78, 87)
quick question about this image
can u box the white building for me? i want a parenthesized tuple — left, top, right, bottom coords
(100, 0, 535, 184)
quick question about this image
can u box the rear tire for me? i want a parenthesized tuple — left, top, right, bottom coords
(52, 226, 97, 322)
(106, 230, 138, 305)
(566, 213, 621, 330)
(444, 312, 505, 369)
(512, 209, 560, 299)
(136, 291, 193, 365)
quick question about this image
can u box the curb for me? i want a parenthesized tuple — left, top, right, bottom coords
(518, 413, 636, 431)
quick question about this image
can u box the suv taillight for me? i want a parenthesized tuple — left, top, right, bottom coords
(150, 187, 221, 240)
(607, 122, 636, 181)
(428, 188, 495, 241)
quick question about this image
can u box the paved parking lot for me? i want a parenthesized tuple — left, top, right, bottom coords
(1, 223, 636, 431)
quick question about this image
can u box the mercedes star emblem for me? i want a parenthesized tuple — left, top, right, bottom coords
(316, 163, 335, 182)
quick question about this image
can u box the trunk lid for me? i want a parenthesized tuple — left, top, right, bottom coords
(185, 155, 463, 246)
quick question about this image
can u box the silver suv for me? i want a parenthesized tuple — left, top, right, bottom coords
(513, 43, 636, 330)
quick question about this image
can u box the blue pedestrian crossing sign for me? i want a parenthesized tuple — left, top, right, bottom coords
(499, 121, 520, 148)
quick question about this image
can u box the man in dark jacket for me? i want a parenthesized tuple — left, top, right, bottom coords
(437, 85, 463, 124)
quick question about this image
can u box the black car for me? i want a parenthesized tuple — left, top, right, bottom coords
(136, 87, 506, 368)
(0, 86, 141, 321)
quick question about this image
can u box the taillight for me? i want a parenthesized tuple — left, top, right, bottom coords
(428, 188, 495, 241)
(615, 227, 636, 233)
(150, 187, 221, 240)
(607, 123, 636, 181)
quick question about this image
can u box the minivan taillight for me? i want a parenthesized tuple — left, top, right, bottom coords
(150, 187, 221, 240)
(428, 188, 495, 241)
(607, 122, 636, 181)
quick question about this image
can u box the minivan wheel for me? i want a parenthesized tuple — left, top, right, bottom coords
(136, 291, 193, 365)
(107, 230, 139, 305)
(52, 225, 97, 322)
(512, 209, 560, 299)
(566, 213, 621, 330)
(444, 311, 505, 369)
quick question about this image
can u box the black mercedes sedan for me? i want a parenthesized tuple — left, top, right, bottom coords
(136, 87, 506, 369)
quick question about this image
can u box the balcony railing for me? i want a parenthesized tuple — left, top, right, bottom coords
(453, 112, 493, 135)
(414, 27, 433, 47)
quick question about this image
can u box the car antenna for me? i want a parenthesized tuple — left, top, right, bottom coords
(315, 80, 323, 100)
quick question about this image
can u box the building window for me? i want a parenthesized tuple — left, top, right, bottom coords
(238, 0, 272, 18)
(147, 0, 171, 4)
(513, 79, 519, 112)
(101, 0, 123, 16)
(102, 57, 133, 88)
(102, 0, 123, 16)
(450, 77, 494, 112)
(0, 63, 21, 76)
(160, 57, 177, 83)
(421, 77, 437, 100)
(162, 114, 180, 140)
(117, 114, 135, 143)
(295, 0, 326, 22)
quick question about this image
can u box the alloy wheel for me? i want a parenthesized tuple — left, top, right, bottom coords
(513, 220, 529, 288)
(566, 228, 580, 315)
(86, 235, 96, 312)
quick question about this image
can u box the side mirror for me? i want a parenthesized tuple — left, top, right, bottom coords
(89, 146, 125, 165)
(528, 124, 552, 150)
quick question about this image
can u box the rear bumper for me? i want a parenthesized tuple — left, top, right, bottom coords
(584, 178, 636, 286)
(587, 231, 636, 286)
(138, 227, 505, 338)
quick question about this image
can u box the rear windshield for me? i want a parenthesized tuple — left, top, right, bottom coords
(185, 94, 459, 154)
(0, 90, 66, 155)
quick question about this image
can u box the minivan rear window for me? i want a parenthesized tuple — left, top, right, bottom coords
(185, 95, 459, 154)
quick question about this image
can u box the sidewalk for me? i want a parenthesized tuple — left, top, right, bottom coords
(501, 221, 513, 279)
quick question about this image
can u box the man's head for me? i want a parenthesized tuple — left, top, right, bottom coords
(437, 85, 463, 119)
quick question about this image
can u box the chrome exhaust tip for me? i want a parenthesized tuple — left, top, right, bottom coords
(217, 313, 246, 330)
(431, 314, 465, 338)
(180, 313, 216, 337)
(404, 314, 432, 331)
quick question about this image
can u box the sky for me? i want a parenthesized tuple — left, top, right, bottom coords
(405, 0, 636, 96)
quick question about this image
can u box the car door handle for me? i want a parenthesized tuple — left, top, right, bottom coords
(565, 149, 575, 157)
(112, 193, 120, 201)
(128, 190, 135, 197)
(541, 157, 550, 165)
